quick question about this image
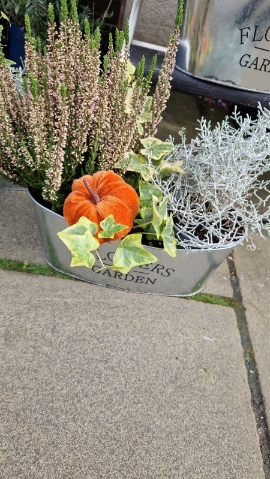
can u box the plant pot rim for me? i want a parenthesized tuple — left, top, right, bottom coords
(29, 188, 247, 253)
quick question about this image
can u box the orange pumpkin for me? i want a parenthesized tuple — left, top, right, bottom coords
(63, 171, 140, 243)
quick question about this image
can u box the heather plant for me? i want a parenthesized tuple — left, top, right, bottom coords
(145, 104, 270, 248)
(0, 0, 184, 211)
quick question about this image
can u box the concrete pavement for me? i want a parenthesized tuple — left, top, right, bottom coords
(1, 179, 270, 478)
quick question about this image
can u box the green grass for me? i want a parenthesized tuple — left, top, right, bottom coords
(0, 258, 72, 280)
(0, 258, 242, 309)
(186, 292, 243, 310)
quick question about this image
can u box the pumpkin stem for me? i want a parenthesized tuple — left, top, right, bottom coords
(83, 178, 101, 204)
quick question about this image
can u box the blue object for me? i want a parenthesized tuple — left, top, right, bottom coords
(8, 23, 25, 68)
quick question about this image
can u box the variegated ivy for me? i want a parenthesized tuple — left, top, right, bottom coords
(57, 216, 158, 274)
(58, 137, 182, 273)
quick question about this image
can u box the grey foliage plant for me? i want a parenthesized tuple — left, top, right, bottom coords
(148, 104, 270, 249)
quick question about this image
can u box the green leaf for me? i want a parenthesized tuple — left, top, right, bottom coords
(57, 216, 100, 268)
(115, 151, 145, 170)
(134, 204, 155, 232)
(115, 151, 153, 181)
(153, 195, 169, 221)
(159, 159, 185, 176)
(58, 231, 98, 268)
(134, 218, 157, 236)
(137, 121, 144, 135)
(4, 58, 17, 66)
(152, 195, 169, 239)
(161, 214, 177, 257)
(114, 151, 132, 169)
(139, 180, 163, 207)
(146, 233, 158, 241)
(138, 206, 153, 220)
(124, 86, 134, 114)
(112, 234, 158, 274)
(126, 60, 136, 83)
(140, 137, 174, 161)
(98, 214, 128, 239)
(59, 216, 98, 236)
(1, 11, 10, 23)
(138, 96, 152, 124)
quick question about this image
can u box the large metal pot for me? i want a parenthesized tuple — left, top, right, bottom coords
(29, 190, 242, 297)
(176, 0, 270, 93)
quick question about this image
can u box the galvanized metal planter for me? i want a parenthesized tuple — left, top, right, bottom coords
(29, 190, 241, 297)
(176, 0, 270, 93)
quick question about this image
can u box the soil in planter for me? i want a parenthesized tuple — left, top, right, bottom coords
(173, 195, 246, 244)
(174, 216, 246, 244)
(141, 235, 164, 249)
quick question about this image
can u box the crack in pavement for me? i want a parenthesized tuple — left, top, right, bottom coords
(227, 255, 270, 479)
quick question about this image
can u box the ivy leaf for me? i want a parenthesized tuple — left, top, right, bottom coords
(112, 234, 158, 274)
(116, 152, 154, 180)
(138, 96, 152, 124)
(126, 60, 136, 83)
(134, 218, 157, 236)
(124, 86, 134, 114)
(153, 195, 169, 221)
(160, 214, 177, 257)
(137, 121, 144, 135)
(139, 180, 163, 207)
(57, 216, 100, 268)
(138, 206, 153, 220)
(98, 214, 128, 239)
(140, 137, 174, 161)
(159, 159, 184, 177)
(133, 205, 155, 232)
(152, 195, 169, 239)
(114, 150, 146, 170)
(59, 216, 98, 236)
(114, 152, 131, 169)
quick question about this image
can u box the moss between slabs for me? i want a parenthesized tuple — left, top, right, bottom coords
(0, 258, 71, 280)
(0, 257, 242, 309)
(186, 292, 243, 310)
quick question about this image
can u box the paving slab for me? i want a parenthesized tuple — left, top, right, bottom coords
(0, 178, 25, 189)
(0, 269, 264, 478)
(234, 234, 270, 424)
(0, 189, 45, 265)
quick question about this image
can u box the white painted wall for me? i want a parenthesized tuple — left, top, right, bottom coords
(124, 0, 178, 47)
